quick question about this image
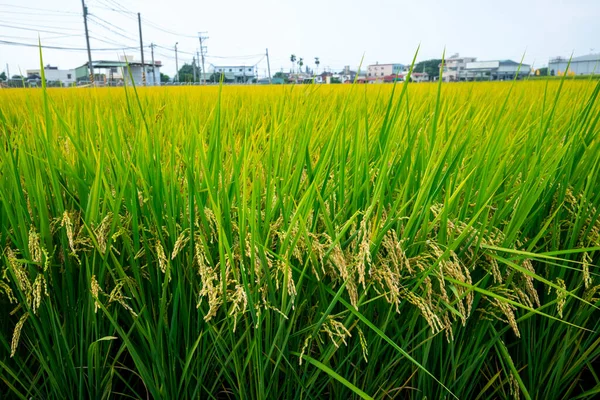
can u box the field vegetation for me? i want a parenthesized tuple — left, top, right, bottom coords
(1, 73, 600, 399)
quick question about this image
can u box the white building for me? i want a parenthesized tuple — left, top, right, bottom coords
(212, 65, 257, 83)
(549, 54, 600, 76)
(367, 63, 404, 78)
(441, 54, 477, 82)
(26, 65, 76, 86)
(75, 59, 162, 86)
(464, 60, 531, 81)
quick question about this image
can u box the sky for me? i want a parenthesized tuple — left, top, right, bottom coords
(1, 0, 599, 78)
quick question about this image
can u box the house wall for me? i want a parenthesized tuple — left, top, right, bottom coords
(368, 64, 393, 77)
(27, 68, 77, 85)
(549, 59, 600, 76)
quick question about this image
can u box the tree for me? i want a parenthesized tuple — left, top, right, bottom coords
(0, 71, 6, 81)
(290, 54, 296, 74)
(537, 67, 548, 76)
(160, 73, 170, 83)
(178, 64, 197, 83)
(414, 59, 443, 80)
(209, 72, 231, 83)
(297, 58, 304, 74)
(274, 71, 290, 83)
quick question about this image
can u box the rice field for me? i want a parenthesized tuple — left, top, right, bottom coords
(1, 77, 599, 399)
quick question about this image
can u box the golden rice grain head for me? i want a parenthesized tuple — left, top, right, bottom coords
(95, 213, 113, 255)
(0, 281, 17, 304)
(299, 334, 312, 366)
(582, 252, 592, 289)
(28, 226, 42, 263)
(321, 315, 352, 349)
(62, 211, 76, 253)
(156, 240, 168, 274)
(357, 326, 369, 363)
(90, 275, 102, 313)
(10, 312, 29, 357)
(32, 274, 47, 314)
(496, 299, 520, 338)
(171, 229, 190, 260)
(509, 371, 521, 400)
(556, 278, 567, 318)
(522, 259, 540, 308)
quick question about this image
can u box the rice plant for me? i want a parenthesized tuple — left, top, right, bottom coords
(0, 72, 599, 399)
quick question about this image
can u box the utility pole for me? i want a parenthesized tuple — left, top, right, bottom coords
(137, 13, 146, 86)
(266, 48, 272, 83)
(198, 32, 208, 84)
(150, 43, 157, 85)
(175, 42, 179, 83)
(6, 64, 9, 80)
(80, 0, 94, 84)
(197, 50, 201, 83)
(193, 56, 197, 82)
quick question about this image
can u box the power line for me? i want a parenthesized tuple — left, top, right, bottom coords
(1, 33, 79, 41)
(0, 23, 83, 36)
(88, 14, 133, 37)
(206, 53, 266, 59)
(0, 39, 138, 51)
(91, 0, 197, 38)
(0, 10, 80, 18)
(88, 16, 137, 42)
(0, 20, 83, 31)
(89, 32, 137, 48)
(93, 0, 135, 16)
(0, 4, 80, 15)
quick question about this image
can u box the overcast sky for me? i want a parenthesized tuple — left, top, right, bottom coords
(1, 0, 599, 78)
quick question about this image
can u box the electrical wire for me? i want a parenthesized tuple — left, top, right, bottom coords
(88, 14, 133, 37)
(88, 16, 138, 43)
(0, 4, 80, 15)
(0, 39, 138, 51)
(0, 23, 83, 36)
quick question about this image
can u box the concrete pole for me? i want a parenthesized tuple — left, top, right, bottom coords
(175, 42, 179, 83)
(80, 0, 94, 84)
(137, 13, 146, 86)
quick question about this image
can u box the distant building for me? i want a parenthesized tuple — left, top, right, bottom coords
(257, 77, 285, 84)
(212, 66, 257, 83)
(549, 54, 600, 76)
(364, 70, 429, 84)
(367, 63, 404, 78)
(441, 54, 477, 82)
(75, 59, 162, 86)
(464, 60, 531, 81)
(26, 65, 76, 86)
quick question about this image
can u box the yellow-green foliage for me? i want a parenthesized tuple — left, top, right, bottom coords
(0, 80, 599, 399)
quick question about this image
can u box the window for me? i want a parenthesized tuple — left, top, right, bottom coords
(229, 69, 232, 72)
(239, 68, 243, 72)
(218, 68, 222, 72)
(248, 68, 252, 72)
(67, 74, 72, 79)
(381, 72, 384, 76)
(368, 73, 371, 77)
